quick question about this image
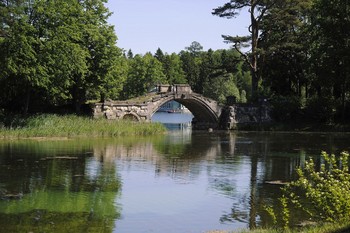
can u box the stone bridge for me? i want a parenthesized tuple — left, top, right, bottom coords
(92, 84, 271, 130)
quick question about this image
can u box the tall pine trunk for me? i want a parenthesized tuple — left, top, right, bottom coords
(250, 2, 260, 101)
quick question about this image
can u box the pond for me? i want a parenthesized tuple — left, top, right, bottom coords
(0, 127, 349, 232)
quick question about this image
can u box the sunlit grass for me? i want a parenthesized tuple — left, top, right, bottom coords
(229, 222, 350, 233)
(0, 114, 166, 138)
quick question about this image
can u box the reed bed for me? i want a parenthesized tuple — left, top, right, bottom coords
(0, 114, 166, 138)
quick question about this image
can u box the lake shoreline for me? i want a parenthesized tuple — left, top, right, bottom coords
(236, 122, 350, 133)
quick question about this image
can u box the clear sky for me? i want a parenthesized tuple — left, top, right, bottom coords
(105, 0, 249, 55)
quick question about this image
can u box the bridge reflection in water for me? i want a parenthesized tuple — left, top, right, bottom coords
(151, 111, 193, 130)
(90, 132, 327, 231)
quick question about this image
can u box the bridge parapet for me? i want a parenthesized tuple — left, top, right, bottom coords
(92, 85, 221, 129)
(157, 84, 193, 94)
(91, 84, 272, 130)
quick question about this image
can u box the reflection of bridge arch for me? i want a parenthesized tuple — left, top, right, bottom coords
(93, 84, 223, 129)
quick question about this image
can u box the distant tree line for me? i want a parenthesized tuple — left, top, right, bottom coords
(0, 0, 349, 124)
(121, 43, 250, 105)
(213, 0, 350, 123)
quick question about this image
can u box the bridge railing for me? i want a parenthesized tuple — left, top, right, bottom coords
(157, 84, 193, 94)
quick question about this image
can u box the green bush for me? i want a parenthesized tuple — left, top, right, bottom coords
(304, 97, 336, 123)
(267, 151, 350, 229)
(270, 95, 302, 122)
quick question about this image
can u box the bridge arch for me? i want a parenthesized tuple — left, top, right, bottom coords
(92, 85, 224, 129)
(147, 85, 221, 129)
(149, 96, 219, 125)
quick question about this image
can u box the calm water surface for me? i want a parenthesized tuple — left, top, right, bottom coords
(0, 114, 349, 232)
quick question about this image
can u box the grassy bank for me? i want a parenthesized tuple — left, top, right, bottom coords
(207, 222, 350, 233)
(0, 114, 166, 138)
(240, 222, 350, 233)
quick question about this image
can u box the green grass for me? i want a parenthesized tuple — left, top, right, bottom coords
(0, 114, 166, 138)
(230, 222, 350, 233)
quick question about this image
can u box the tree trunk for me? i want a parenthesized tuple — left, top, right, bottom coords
(23, 84, 31, 115)
(250, 2, 260, 101)
(72, 84, 82, 114)
(100, 92, 106, 103)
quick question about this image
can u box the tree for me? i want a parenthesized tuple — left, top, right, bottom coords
(0, 0, 124, 113)
(259, 0, 312, 97)
(212, 0, 276, 100)
(199, 49, 221, 94)
(162, 53, 186, 85)
(185, 41, 203, 56)
(155, 49, 186, 84)
(68, 0, 123, 112)
(154, 48, 165, 62)
(0, 0, 49, 114)
(80, 0, 125, 104)
(179, 50, 201, 93)
(122, 53, 165, 99)
(203, 72, 240, 104)
(127, 49, 133, 59)
(308, 0, 350, 120)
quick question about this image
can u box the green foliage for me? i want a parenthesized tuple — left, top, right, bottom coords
(178, 46, 250, 103)
(307, 0, 350, 119)
(185, 41, 203, 56)
(270, 96, 302, 122)
(161, 53, 186, 84)
(304, 96, 336, 123)
(212, 0, 349, 123)
(122, 53, 166, 99)
(203, 72, 241, 104)
(267, 151, 350, 230)
(280, 195, 290, 229)
(0, 114, 166, 138)
(179, 49, 201, 93)
(0, 0, 124, 113)
(286, 151, 350, 223)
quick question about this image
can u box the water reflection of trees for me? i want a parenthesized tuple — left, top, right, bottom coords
(0, 140, 121, 233)
(213, 132, 350, 229)
(1, 133, 348, 231)
(89, 132, 345, 229)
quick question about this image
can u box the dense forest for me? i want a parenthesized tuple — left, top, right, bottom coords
(0, 0, 349, 124)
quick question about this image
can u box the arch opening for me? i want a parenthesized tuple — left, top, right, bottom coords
(151, 100, 194, 126)
(122, 113, 139, 122)
(150, 96, 220, 129)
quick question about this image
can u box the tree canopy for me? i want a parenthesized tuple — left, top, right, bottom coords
(0, 0, 123, 114)
(0, 0, 349, 123)
(212, 0, 350, 122)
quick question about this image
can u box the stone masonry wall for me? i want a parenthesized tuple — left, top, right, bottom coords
(220, 104, 272, 130)
(93, 103, 151, 121)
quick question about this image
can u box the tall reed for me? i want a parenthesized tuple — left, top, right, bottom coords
(0, 114, 166, 138)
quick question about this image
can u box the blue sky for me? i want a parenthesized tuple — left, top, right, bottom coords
(105, 0, 249, 54)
